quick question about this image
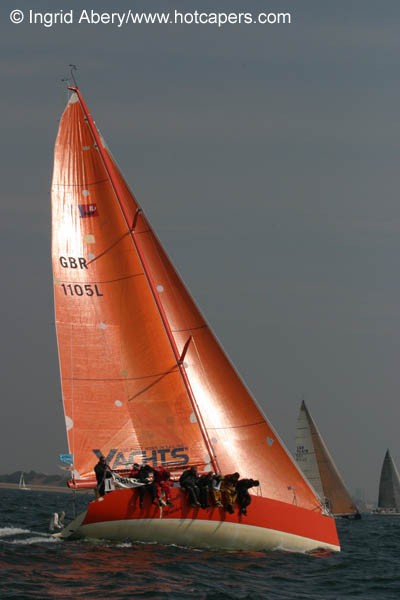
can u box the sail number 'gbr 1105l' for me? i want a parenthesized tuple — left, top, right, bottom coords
(59, 256, 103, 297)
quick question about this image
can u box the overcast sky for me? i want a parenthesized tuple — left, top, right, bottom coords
(1, 0, 400, 502)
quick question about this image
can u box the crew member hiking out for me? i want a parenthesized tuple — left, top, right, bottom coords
(179, 466, 201, 507)
(221, 472, 240, 514)
(137, 464, 157, 508)
(236, 478, 260, 515)
(198, 472, 213, 508)
(154, 466, 173, 507)
(210, 473, 223, 507)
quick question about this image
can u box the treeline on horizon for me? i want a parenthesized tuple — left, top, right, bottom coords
(0, 471, 68, 486)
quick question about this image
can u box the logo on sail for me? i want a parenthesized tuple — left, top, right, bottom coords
(93, 447, 190, 469)
(78, 203, 98, 218)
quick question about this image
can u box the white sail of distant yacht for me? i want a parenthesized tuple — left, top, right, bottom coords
(295, 400, 360, 518)
(374, 450, 400, 515)
(19, 472, 30, 491)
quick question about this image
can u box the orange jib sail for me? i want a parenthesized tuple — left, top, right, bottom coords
(51, 88, 322, 511)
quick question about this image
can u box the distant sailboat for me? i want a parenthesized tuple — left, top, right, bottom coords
(295, 400, 360, 519)
(51, 83, 340, 552)
(374, 450, 400, 515)
(19, 472, 30, 491)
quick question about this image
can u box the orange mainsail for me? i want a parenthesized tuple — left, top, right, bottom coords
(51, 88, 322, 511)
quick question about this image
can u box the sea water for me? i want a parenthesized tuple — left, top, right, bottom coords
(0, 488, 399, 599)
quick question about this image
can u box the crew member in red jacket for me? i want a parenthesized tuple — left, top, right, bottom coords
(154, 465, 173, 506)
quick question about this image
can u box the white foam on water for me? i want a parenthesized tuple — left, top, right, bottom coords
(0, 527, 31, 538)
(115, 542, 133, 548)
(5, 535, 60, 546)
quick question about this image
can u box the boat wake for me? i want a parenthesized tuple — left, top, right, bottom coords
(0, 526, 60, 545)
(0, 527, 31, 538)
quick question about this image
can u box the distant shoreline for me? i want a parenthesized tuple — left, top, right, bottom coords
(0, 483, 93, 494)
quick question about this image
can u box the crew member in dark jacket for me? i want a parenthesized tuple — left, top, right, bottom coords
(179, 466, 201, 507)
(236, 478, 260, 515)
(198, 472, 213, 508)
(94, 455, 112, 497)
(137, 464, 157, 508)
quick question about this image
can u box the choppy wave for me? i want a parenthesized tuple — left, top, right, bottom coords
(0, 489, 400, 599)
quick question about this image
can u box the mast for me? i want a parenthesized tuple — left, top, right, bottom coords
(68, 86, 220, 474)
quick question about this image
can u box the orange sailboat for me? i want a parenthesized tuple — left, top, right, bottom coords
(52, 84, 340, 552)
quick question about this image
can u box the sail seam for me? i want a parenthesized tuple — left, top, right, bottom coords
(85, 228, 145, 267)
(171, 325, 207, 333)
(52, 179, 109, 188)
(209, 420, 265, 431)
(63, 371, 178, 382)
(56, 273, 143, 284)
(127, 366, 178, 402)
